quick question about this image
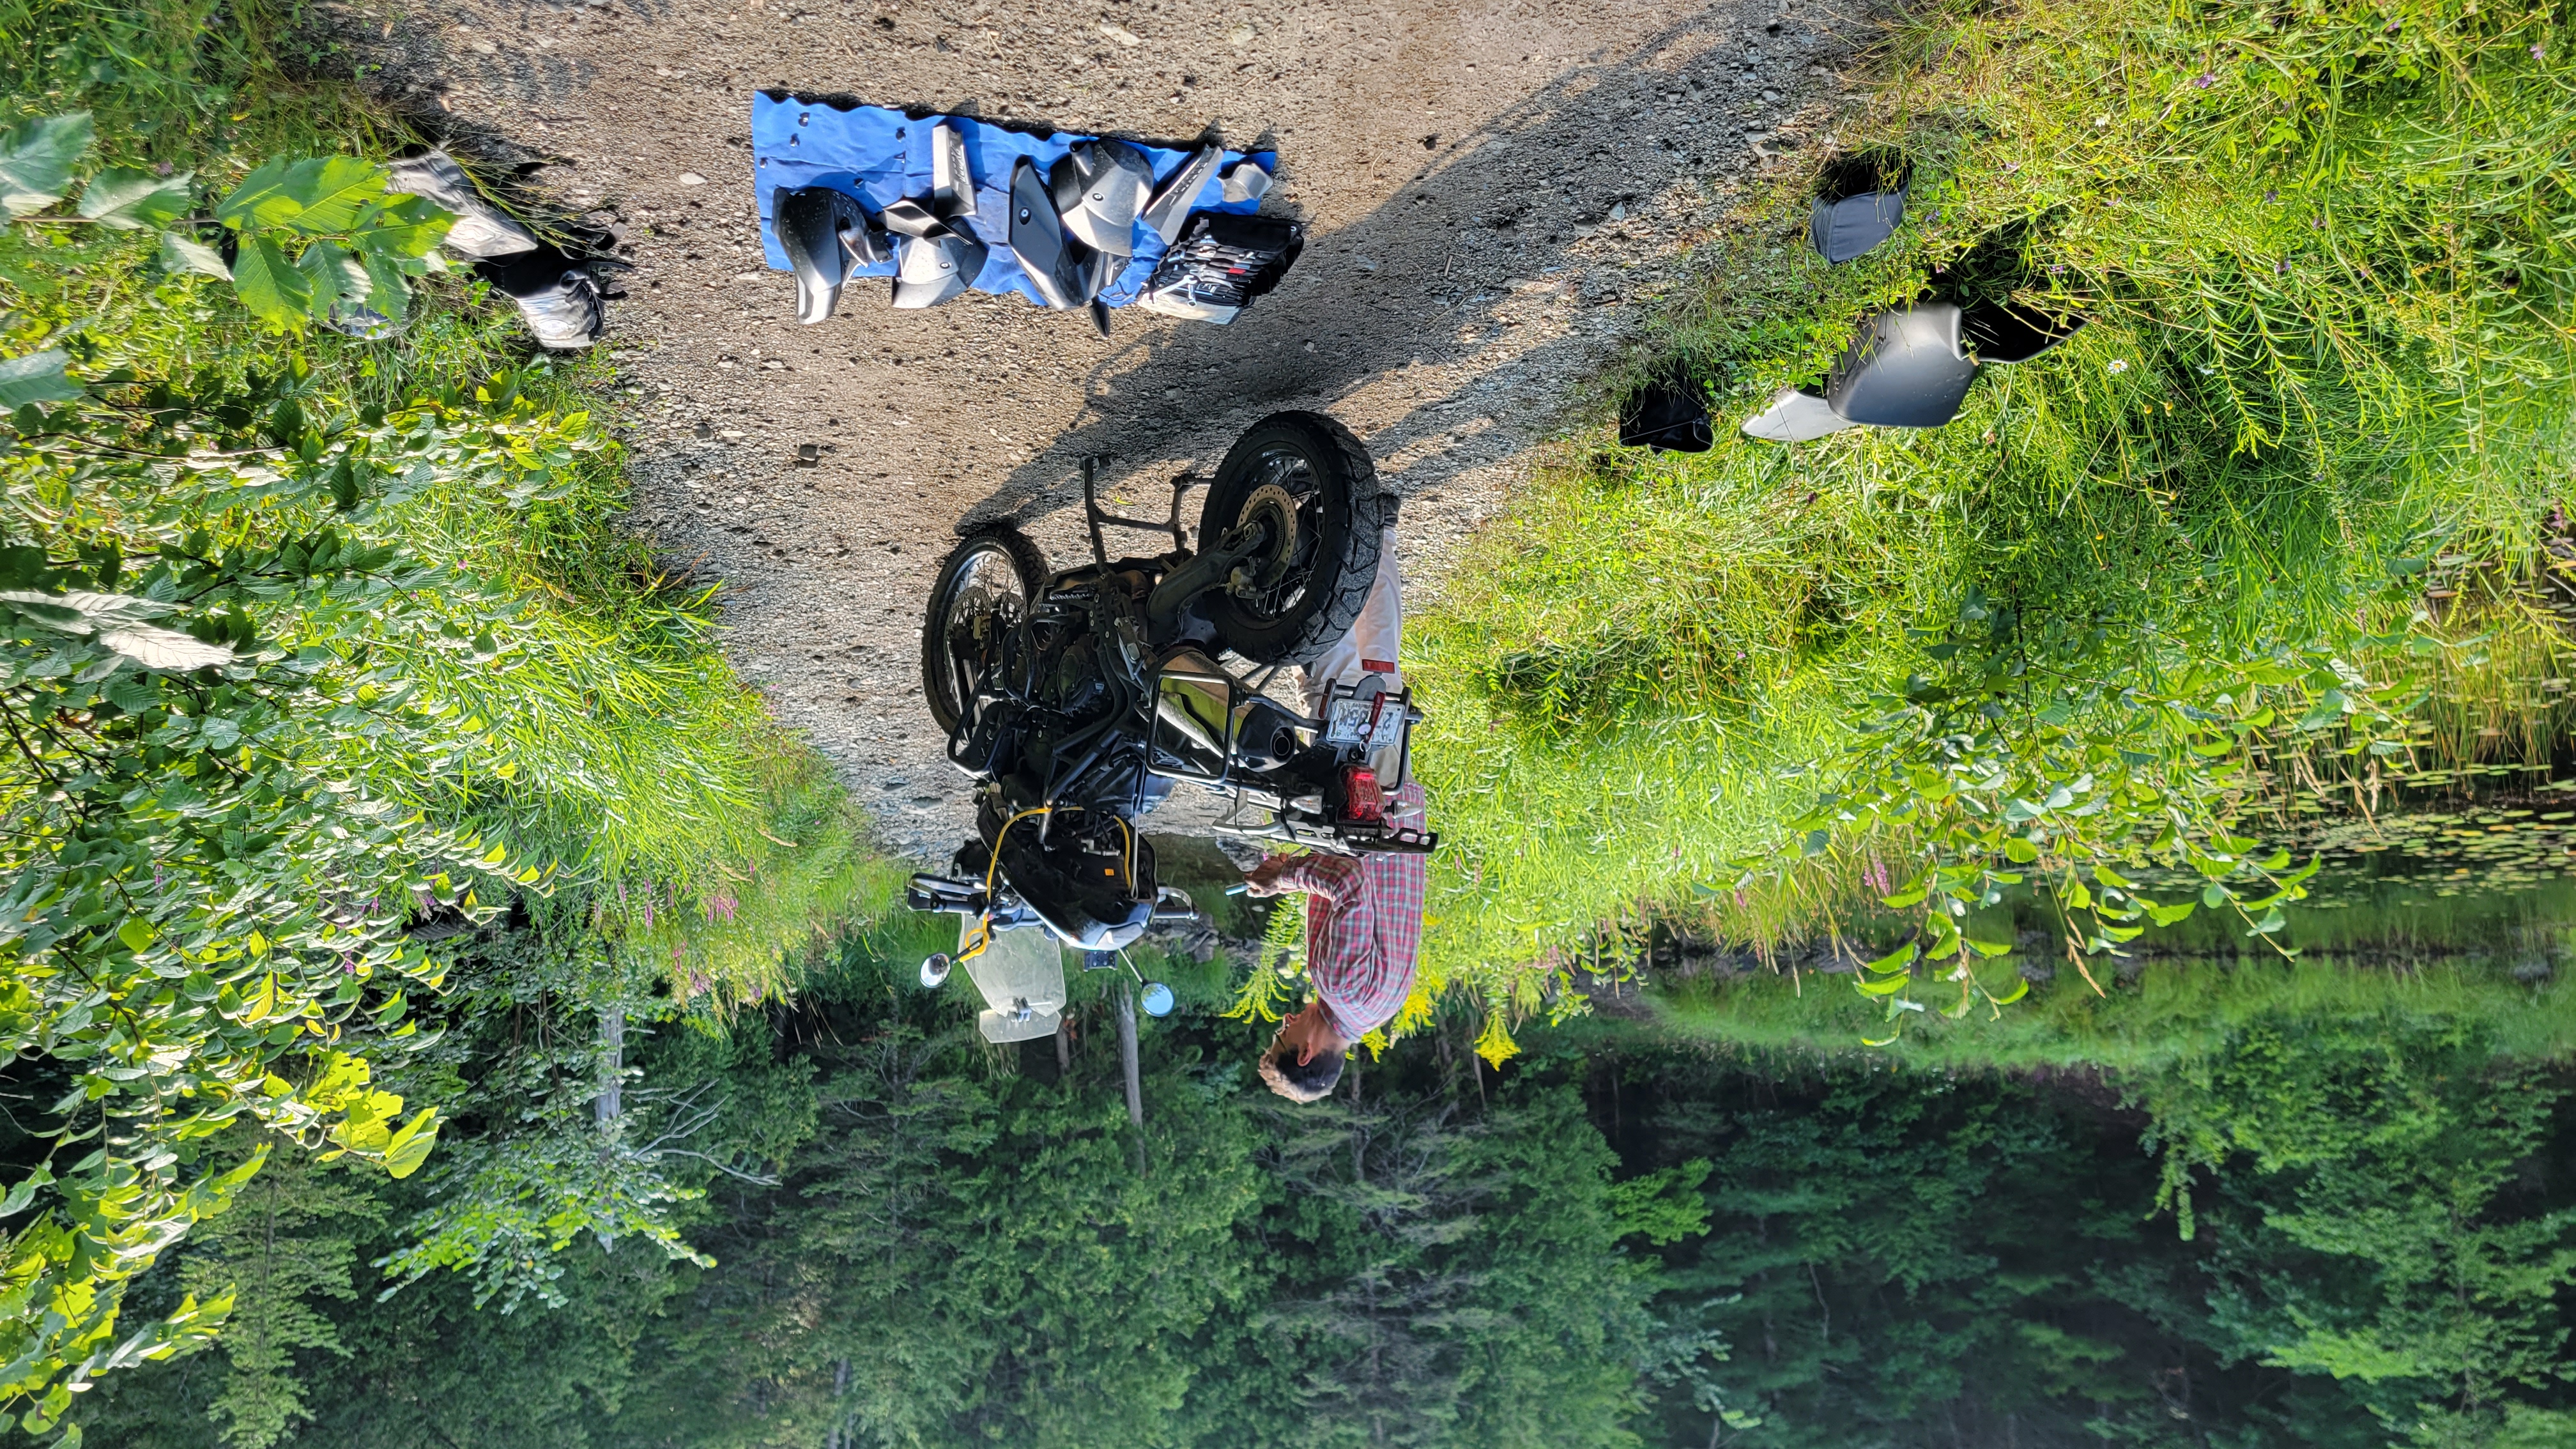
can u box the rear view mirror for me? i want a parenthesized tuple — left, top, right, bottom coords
(1809, 150, 1912, 264)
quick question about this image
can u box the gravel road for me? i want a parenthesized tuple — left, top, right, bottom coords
(339, 0, 1873, 857)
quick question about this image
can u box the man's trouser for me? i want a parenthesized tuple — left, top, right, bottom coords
(1297, 527, 1413, 793)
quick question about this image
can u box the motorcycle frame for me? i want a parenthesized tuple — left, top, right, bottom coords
(940, 459, 1430, 857)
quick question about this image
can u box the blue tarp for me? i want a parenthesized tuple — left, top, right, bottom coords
(750, 94, 1274, 309)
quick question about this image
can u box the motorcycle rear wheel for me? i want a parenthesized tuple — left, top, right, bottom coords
(1197, 411, 1384, 665)
(921, 525, 1048, 736)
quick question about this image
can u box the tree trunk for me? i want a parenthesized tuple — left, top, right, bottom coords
(594, 1005, 624, 1126)
(1116, 982, 1144, 1131)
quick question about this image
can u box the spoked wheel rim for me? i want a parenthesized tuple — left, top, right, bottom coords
(1227, 444, 1328, 625)
(932, 542, 1029, 726)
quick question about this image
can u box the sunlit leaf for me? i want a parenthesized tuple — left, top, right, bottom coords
(76, 166, 190, 229)
(97, 623, 233, 671)
(159, 230, 231, 278)
(1863, 941, 1919, 974)
(0, 112, 93, 217)
(0, 351, 79, 408)
(229, 233, 312, 328)
(382, 1109, 441, 1179)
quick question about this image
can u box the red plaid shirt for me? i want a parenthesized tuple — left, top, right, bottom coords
(1266, 782, 1427, 1039)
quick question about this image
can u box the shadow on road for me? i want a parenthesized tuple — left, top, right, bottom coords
(951, 3, 1841, 529)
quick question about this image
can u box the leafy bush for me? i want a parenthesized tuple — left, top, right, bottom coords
(0, 4, 885, 1425)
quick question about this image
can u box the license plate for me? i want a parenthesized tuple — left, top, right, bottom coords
(1324, 694, 1387, 749)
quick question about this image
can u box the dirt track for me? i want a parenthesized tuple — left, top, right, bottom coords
(342, 0, 1873, 855)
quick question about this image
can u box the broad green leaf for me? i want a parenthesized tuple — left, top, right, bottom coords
(1989, 976, 2030, 1006)
(98, 622, 232, 671)
(159, 230, 231, 278)
(298, 238, 358, 317)
(382, 1108, 440, 1179)
(0, 1167, 52, 1218)
(0, 112, 93, 217)
(229, 233, 312, 328)
(280, 155, 388, 231)
(115, 919, 154, 953)
(1962, 937, 2012, 958)
(355, 192, 454, 257)
(217, 156, 388, 233)
(1863, 941, 1919, 974)
(2145, 900, 2197, 927)
(1856, 972, 1912, 997)
(2248, 905, 2288, 935)
(1880, 885, 1928, 908)
(76, 166, 191, 229)
(0, 351, 80, 407)
(213, 157, 295, 226)
(360, 247, 411, 313)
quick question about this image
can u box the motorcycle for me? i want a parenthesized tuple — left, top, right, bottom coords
(904, 411, 1436, 999)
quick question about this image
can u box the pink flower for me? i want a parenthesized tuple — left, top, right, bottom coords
(2192, 73, 2215, 88)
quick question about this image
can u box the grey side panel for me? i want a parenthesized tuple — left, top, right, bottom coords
(1009, 156, 1086, 309)
(1742, 386, 1860, 442)
(1826, 303, 1978, 428)
(1140, 144, 1223, 245)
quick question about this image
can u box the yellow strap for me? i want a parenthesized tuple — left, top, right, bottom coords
(958, 806, 1053, 965)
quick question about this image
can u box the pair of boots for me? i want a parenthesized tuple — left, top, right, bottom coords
(385, 150, 608, 350)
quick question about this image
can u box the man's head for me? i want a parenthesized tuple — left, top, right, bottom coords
(1259, 1000, 1347, 1103)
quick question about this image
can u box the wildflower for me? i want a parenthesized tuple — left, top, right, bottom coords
(2047, 263, 2066, 274)
(2534, 43, 2547, 59)
(2276, 259, 2287, 273)
(2107, 358, 2130, 374)
(2192, 72, 2215, 88)
(2263, 188, 2278, 203)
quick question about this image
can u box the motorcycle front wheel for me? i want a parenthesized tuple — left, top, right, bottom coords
(921, 525, 1048, 736)
(1197, 411, 1384, 664)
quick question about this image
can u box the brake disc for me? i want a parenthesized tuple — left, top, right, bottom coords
(1232, 481, 1301, 598)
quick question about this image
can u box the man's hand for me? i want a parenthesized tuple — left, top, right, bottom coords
(1241, 855, 1297, 898)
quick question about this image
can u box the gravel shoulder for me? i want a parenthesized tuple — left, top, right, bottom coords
(335, 0, 1876, 857)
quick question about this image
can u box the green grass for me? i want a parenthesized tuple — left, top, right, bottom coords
(1410, 0, 2576, 1045)
(0, 0, 882, 996)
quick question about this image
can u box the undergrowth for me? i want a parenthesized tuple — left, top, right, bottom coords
(0, 0, 878, 996)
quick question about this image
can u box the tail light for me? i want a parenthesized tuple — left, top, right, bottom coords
(1339, 766, 1384, 824)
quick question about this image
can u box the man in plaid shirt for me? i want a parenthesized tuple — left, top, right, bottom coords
(1246, 518, 1429, 1103)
